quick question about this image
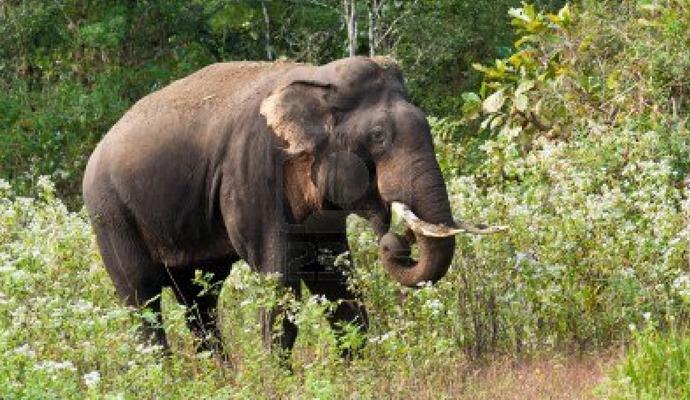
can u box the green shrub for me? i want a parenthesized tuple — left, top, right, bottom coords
(599, 327, 690, 399)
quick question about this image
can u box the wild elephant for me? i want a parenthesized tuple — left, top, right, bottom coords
(83, 56, 468, 359)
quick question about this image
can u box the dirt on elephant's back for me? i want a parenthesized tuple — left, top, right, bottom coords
(128, 61, 299, 118)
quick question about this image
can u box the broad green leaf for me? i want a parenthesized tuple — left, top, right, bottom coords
(462, 92, 482, 120)
(461, 92, 481, 104)
(515, 34, 537, 47)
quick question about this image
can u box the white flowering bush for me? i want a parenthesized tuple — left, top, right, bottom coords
(0, 178, 234, 398)
(343, 1, 690, 362)
(0, 177, 461, 398)
(431, 0, 690, 354)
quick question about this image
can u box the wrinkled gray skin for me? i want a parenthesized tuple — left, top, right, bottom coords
(83, 57, 455, 358)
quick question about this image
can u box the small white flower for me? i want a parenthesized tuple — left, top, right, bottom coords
(10, 344, 35, 358)
(83, 370, 101, 388)
(620, 267, 635, 278)
(0, 291, 10, 305)
(73, 299, 95, 314)
(642, 312, 652, 321)
(135, 343, 158, 354)
(36, 175, 56, 195)
(372, 332, 391, 343)
(424, 299, 444, 316)
(33, 360, 76, 372)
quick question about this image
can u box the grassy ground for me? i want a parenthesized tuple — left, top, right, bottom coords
(460, 352, 620, 400)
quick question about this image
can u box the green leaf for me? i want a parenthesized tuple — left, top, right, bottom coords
(462, 92, 482, 104)
(461, 92, 482, 121)
(515, 34, 538, 47)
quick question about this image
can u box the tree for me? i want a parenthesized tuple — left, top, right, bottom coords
(342, 0, 357, 56)
(260, 0, 273, 60)
(367, 0, 383, 56)
(0, 0, 566, 201)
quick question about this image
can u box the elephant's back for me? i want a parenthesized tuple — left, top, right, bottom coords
(119, 61, 299, 126)
(95, 61, 300, 175)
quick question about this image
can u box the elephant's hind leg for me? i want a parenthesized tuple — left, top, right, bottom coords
(91, 218, 168, 349)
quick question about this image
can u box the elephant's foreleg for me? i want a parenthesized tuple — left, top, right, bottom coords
(260, 281, 301, 363)
(303, 259, 369, 359)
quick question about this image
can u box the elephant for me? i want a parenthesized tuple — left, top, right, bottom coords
(82, 56, 460, 359)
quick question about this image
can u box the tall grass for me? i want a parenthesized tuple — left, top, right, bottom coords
(600, 327, 690, 399)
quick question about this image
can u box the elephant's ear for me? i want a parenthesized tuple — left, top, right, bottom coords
(260, 80, 334, 156)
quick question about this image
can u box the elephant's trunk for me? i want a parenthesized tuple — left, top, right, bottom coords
(378, 160, 456, 287)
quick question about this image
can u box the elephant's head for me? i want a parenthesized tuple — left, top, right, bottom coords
(261, 56, 455, 287)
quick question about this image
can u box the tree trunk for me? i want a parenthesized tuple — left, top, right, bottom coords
(260, 0, 273, 60)
(343, 0, 357, 57)
(368, 0, 382, 56)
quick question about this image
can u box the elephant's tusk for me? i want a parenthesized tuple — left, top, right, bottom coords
(391, 202, 509, 238)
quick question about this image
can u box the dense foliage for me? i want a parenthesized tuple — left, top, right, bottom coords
(438, 0, 690, 355)
(0, 0, 563, 203)
(2, 0, 690, 398)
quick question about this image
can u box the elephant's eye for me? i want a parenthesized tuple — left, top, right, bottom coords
(370, 127, 387, 144)
(333, 109, 346, 125)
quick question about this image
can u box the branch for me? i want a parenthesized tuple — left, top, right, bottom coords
(516, 110, 552, 132)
